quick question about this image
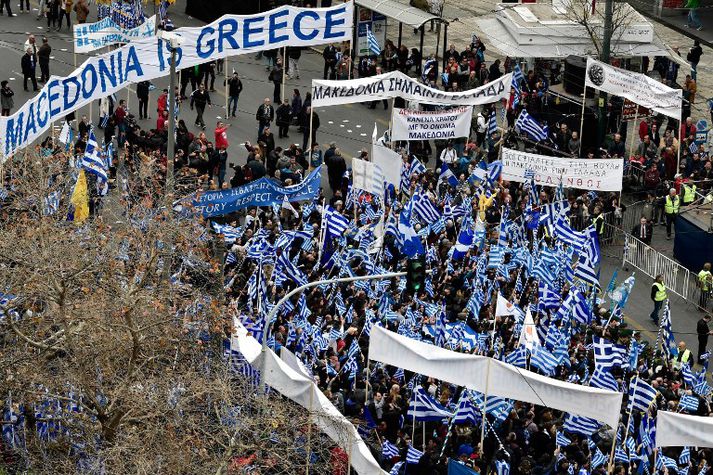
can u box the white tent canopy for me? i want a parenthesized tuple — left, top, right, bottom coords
(355, 0, 441, 29)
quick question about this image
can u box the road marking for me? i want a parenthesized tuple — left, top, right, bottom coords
(347, 129, 352, 133)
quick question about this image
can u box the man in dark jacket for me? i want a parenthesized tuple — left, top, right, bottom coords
(37, 37, 51, 83)
(227, 72, 243, 118)
(302, 107, 319, 151)
(269, 60, 283, 104)
(190, 84, 211, 129)
(687, 40, 703, 80)
(255, 98, 274, 139)
(326, 147, 346, 194)
(136, 80, 150, 120)
(632, 216, 653, 245)
(697, 314, 712, 364)
(323, 44, 338, 79)
(21, 48, 38, 92)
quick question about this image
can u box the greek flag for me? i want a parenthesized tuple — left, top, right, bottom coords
(325, 206, 349, 238)
(382, 440, 400, 459)
(367, 26, 381, 56)
(515, 110, 548, 141)
(453, 391, 480, 425)
(678, 394, 699, 412)
(538, 283, 561, 310)
(574, 256, 599, 287)
(398, 200, 425, 257)
(591, 446, 607, 469)
(628, 377, 657, 413)
(530, 346, 559, 376)
(589, 367, 619, 392)
(656, 454, 678, 471)
(488, 110, 498, 136)
(504, 345, 528, 368)
(592, 336, 628, 370)
(411, 191, 440, 224)
(407, 445, 424, 464)
(211, 222, 243, 243)
(563, 414, 599, 437)
(494, 459, 510, 475)
(556, 431, 571, 447)
(407, 387, 452, 422)
(82, 129, 109, 196)
(438, 163, 459, 188)
(679, 446, 691, 465)
(43, 191, 61, 216)
(453, 217, 474, 260)
(689, 141, 698, 154)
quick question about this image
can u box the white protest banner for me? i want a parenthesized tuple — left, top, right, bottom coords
(73, 15, 157, 54)
(311, 70, 511, 107)
(368, 325, 622, 429)
(656, 411, 713, 448)
(233, 320, 387, 475)
(501, 148, 624, 192)
(372, 144, 402, 189)
(0, 2, 353, 159)
(351, 157, 383, 195)
(391, 106, 472, 141)
(585, 57, 682, 119)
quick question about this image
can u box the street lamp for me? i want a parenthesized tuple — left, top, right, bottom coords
(157, 30, 184, 207)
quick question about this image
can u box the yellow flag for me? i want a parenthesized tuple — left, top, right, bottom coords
(70, 169, 90, 223)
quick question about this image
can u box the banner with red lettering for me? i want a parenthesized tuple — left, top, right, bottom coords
(501, 148, 624, 192)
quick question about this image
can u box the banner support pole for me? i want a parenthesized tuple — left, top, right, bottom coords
(628, 108, 639, 159)
(281, 46, 287, 105)
(579, 86, 587, 145)
(307, 106, 314, 159)
(224, 58, 229, 120)
(479, 358, 492, 457)
(677, 110, 683, 172)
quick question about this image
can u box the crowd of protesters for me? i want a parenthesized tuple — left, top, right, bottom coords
(3, 4, 713, 472)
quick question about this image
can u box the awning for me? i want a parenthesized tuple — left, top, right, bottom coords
(476, 17, 670, 58)
(355, 0, 442, 29)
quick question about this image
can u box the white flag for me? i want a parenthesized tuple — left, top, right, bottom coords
(518, 307, 540, 351)
(281, 195, 298, 218)
(495, 293, 524, 320)
(58, 122, 71, 145)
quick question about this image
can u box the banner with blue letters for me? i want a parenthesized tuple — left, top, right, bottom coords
(0, 2, 353, 159)
(186, 166, 322, 217)
(73, 15, 157, 54)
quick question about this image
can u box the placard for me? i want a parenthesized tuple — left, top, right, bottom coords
(391, 106, 472, 141)
(501, 148, 624, 192)
(73, 15, 157, 53)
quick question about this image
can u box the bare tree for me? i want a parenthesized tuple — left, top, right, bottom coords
(562, 0, 637, 59)
(0, 152, 351, 474)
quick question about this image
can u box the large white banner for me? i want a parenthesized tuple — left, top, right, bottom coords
(0, 2, 353, 159)
(391, 106, 472, 141)
(372, 144, 402, 189)
(501, 148, 624, 192)
(656, 411, 713, 448)
(585, 58, 682, 120)
(368, 325, 623, 429)
(73, 15, 157, 53)
(311, 71, 511, 107)
(232, 320, 386, 475)
(351, 157, 383, 195)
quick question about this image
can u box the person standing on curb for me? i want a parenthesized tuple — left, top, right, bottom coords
(38, 37, 51, 83)
(650, 274, 667, 325)
(664, 187, 680, 240)
(190, 84, 211, 130)
(1, 81, 14, 116)
(699, 263, 712, 309)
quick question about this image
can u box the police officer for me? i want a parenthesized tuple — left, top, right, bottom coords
(672, 341, 692, 370)
(664, 187, 680, 240)
(650, 274, 667, 324)
(682, 181, 697, 206)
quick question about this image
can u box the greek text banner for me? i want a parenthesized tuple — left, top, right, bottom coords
(585, 57, 681, 120)
(656, 411, 713, 448)
(188, 166, 322, 217)
(501, 148, 624, 192)
(73, 16, 157, 53)
(311, 71, 511, 107)
(0, 2, 353, 158)
(391, 106, 472, 141)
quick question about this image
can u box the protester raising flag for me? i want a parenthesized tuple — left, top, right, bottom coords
(487, 110, 498, 137)
(407, 387, 452, 421)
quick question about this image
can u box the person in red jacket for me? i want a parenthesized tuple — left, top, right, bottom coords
(156, 88, 168, 117)
(680, 116, 697, 142)
(214, 121, 230, 150)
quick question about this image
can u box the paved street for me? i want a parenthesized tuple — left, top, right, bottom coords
(0, 0, 708, 353)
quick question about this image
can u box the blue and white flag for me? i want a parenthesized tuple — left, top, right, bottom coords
(438, 163, 459, 189)
(515, 110, 547, 141)
(398, 200, 425, 257)
(678, 394, 699, 412)
(407, 445, 424, 464)
(563, 414, 599, 437)
(592, 336, 628, 370)
(382, 440, 400, 459)
(411, 191, 440, 224)
(325, 206, 349, 238)
(530, 346, 559, 376)
(452, 391, 480, 426)
(367, 26, 381, 56)
(82, 129, 109, 196)
(453, 217, 474, 260)
(628, 377, 657, 413)
(407, 387, 452, 422)
(488, 110, 498, 136)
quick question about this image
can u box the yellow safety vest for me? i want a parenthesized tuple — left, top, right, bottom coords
(653, 282, 667, 301)
(683, 184, 697, 203)
(699, 270, 712, 291)
(665, 195, 680, 214)
(674, 349, 691, 369)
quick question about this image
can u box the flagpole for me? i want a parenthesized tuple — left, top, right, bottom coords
(224, 57, 229, 120)
(578, 87, 587, 148)
(621, 373, 638, 458)
(307, 106, 314, 162)
(281, 46, 287, 105)
(606, 412, 622, 474)
(389, 101, 396, 151)
(317, 197, 327, 265)
(479, 358, 492, 457)
(627, 108, 639, 159)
